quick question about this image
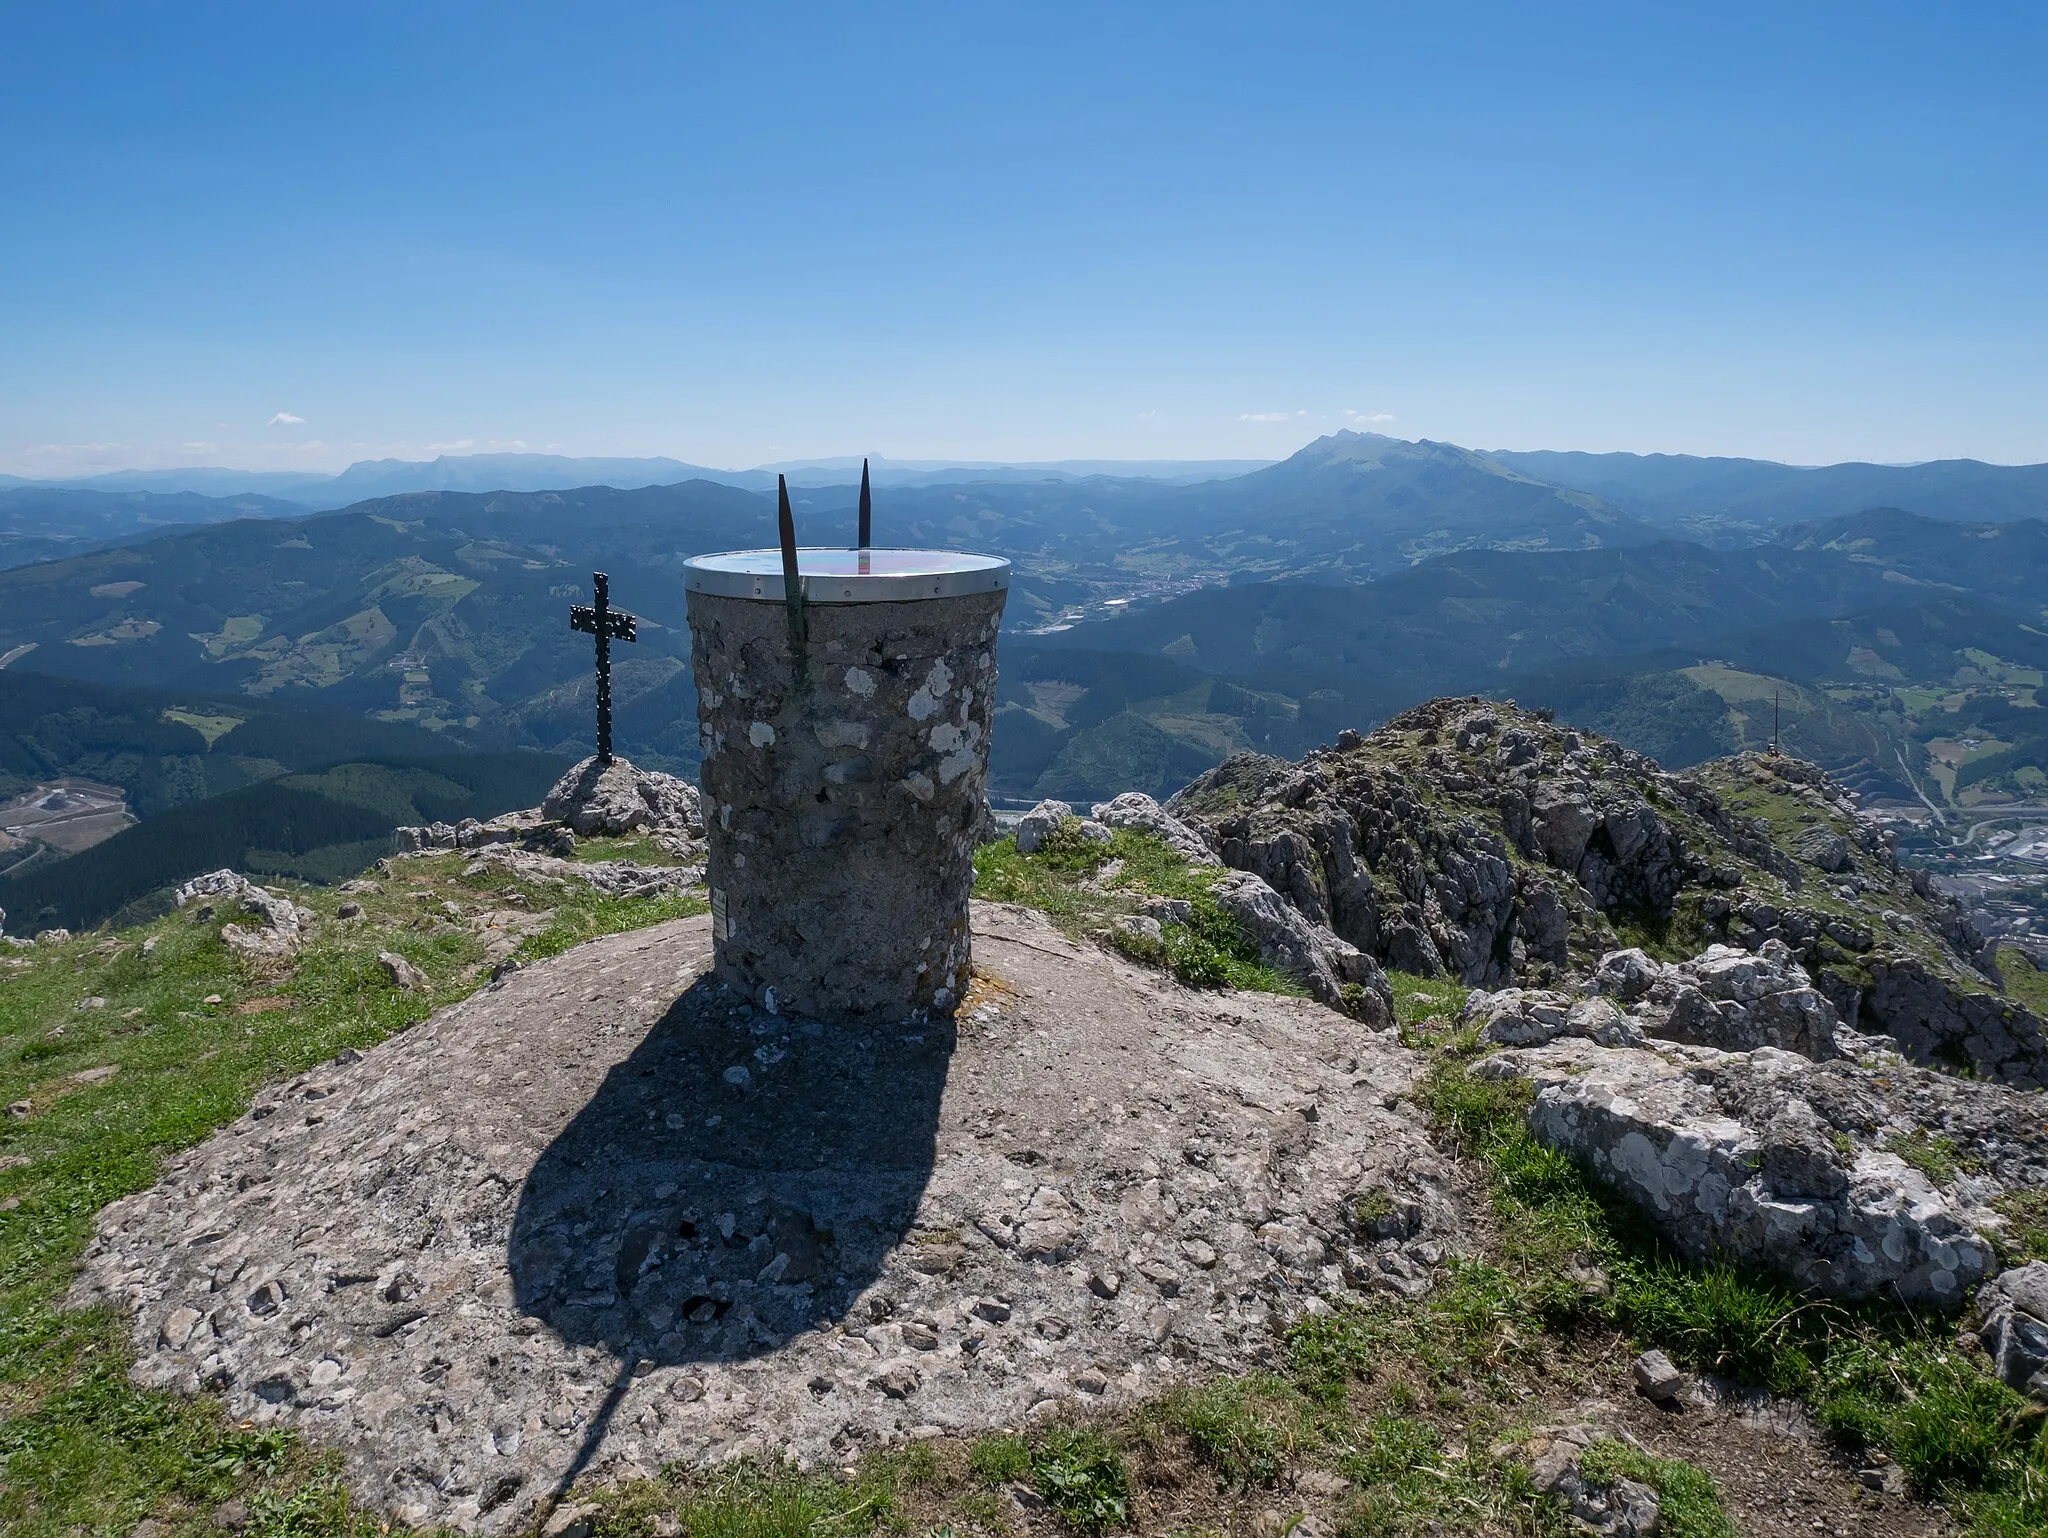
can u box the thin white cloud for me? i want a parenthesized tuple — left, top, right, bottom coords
(1344, 409, 1397, 425)
(1238, 411, 1294, 423)
(180, 441, 219, 455)
(266, 411, 306, 427)
(5, 441, 132, 476)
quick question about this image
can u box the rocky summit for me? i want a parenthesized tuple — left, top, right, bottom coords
(53, 696, 2048, 1535)
(1169, 696, 2045, 1087)
(75, 904, 1454, 1532)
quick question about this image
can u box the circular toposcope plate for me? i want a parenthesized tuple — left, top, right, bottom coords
(682, 547, 1011, 603)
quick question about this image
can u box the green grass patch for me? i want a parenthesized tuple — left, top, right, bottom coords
(513, 888, 708, 963)
(1385, 970, 1469, 1031)
(1998, 947, 2048, 1017)
(968, 1431, 1035, 1487)
(1144, 1375, 1304, 1490)
(614, 1457, 909, 1538)
(1991, 1188, 2048, 1265)
(973, 833, 1125, 928)
(1329, 1413, 1553, 1538)
(1027, 1427, 1131, 1534)
(1575, 1440, 1738, 1538)
(0, 842, 705, 1536)
(1408, 1049, 2048, 1525)
(1887, 1128, 1977, 1187)
(978, 830, 1306, 998)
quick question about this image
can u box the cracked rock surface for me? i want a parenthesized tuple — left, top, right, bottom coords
(76, 902, 1460, 1532)
(1476, 1034, 2048, 1306)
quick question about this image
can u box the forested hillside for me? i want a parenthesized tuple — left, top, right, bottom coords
(0, 752, 568, 932)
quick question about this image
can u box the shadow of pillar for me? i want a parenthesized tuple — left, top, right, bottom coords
(508, 974, 954, 1486)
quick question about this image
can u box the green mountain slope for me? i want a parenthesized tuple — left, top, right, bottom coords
(1003, 514, 2048, 805)
(0, 671, 469, 815)
(0, 480, 774, 764)
(0, 752, 569, 933)
(0, 486, 312, 570)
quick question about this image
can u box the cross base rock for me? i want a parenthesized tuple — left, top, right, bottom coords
(540, 756, 704, 841)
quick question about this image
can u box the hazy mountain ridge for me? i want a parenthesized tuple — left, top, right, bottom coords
(19, 430, 2048, 529)
(6, 451, 1282, 508)
(1492, 447, 2048, 537)
(0, 485, 315, 570)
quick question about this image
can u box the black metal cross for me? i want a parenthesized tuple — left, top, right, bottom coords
(570, 571, 637, 764)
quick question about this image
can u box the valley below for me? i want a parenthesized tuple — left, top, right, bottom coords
(3, 430, 2046, 968)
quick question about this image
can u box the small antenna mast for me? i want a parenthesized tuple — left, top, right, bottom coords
(857, 457, 872, 574)
(777, 474, 807, 651)
(1771, 689, 1782, 756)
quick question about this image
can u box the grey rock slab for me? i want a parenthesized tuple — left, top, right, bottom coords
(76, 901, 1459, 1533)
(1481, 1038, 2005, 1306)
(1977, 1261, 2048, 1400)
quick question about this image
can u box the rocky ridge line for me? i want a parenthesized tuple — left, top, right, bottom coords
(1166, 697, 2046, 1088)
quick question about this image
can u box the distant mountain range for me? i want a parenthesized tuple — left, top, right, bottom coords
(8, 432, 2045, 581)
(0, 486, 314, 569)
(0, 451, 1278, 510)
(1488, 447, 2048, 539)
(10, 432, 2047, 527)
(3, 431, 2047, 880)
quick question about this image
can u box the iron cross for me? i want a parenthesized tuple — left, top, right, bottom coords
(569, 572, 637, 765)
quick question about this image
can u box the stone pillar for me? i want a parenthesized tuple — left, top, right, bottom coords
(683, 549, 1009, 1023)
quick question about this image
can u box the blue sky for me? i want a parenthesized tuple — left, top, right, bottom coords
(3, 3, 2044, 475)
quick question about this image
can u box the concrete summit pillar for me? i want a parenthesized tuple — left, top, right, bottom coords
(682, 548, 1009, 1023)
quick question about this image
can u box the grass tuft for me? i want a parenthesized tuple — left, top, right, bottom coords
(1147, 1376, 1301, 1490)
(1574, 1440, 1738, 1538)
(978, 831, 1304, 997)
(1887, 1128, 1976, 1187)
(1028, 1427, 1131, 1534)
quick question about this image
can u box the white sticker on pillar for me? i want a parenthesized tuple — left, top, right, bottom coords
(711, 888, 728, 942)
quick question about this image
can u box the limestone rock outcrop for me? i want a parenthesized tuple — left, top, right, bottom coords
(1209, 870, 1394, 1025)
(1467, 988, 1644, 1049)
(1592, 941, 1842, 1059)
(1013, 798, 1071, 855)
(1012, 799, 1111, 855)
(393, 807, 562, 856)
(1088, 792, 1219, 866)
(1474, 1033, 2048, 1307)
(175, 869, 313, 959)
(1976, 1262, 2048, 1400)
(1167, 698, 2048, 1087)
